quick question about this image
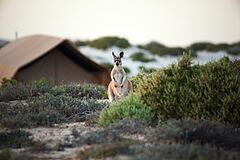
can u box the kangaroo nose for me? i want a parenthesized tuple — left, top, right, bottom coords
(116, 62, 119, 66)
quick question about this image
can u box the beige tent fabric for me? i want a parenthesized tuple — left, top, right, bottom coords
(17, 48, 97, 84)
(0, 35, 63, 80)
(0, 34, 110, 86)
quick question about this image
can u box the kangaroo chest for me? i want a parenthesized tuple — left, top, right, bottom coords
(112, 68, 125, 85)
(114, 72, 124, 84)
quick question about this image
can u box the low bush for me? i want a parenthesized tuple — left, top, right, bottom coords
(0, 79, 51, 102)
(74, 40, 88, 47)
(147, 119, 240, 151)
(109, 119, 148, 135)
(188, 42, 214, 51)
(0, 130, 35, 149)
(0, 80, 108, 127)
(74, 119, 240, 160)
(188, 41, 240, 55)
(227, 42, 240, 55)
(138, 41, 196, 57)
(157, 47, 188, 56)
(0, 149, 12, 160)
(74, 129, 120, 146)
(98, 95, 154, 126)
(76, 141, 131, 160)
(0, 80, 107, 102)
(136, 52, 240, 126)
(88, 36, 131, 50)
(130, 143, 240, 160)
(0, 94, 108, 128)
(49, 84, 106, 99)
(138, 41, 166, 55)
(130, 52, 155, 62)
(76, 141, 240, 160)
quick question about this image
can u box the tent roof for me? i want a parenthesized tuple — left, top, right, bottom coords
(0, 34, 108, 81)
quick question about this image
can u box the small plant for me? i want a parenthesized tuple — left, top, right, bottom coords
(138, 41, 194, 56)
(49, 83, 107, 99)
(0, 79, 51, 102)
(130, 52, 155, 62)
(98, 94, 154, 126)
(0, 81, 106, 102)
(88, 36, 131, 50)
(188, 41, 240, 55)
(74, 40, 88, 47)
(0, 93, 108, 128)
(0, 149, 12, 160)
(138, 41, 166, 55)
(0, 130, 35, 149)
(1, 78, 18, 87)
(146, 119, 240, 150)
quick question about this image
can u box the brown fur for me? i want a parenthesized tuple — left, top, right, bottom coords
(108, 78, 132, 102)
(107, 52, 132, 102)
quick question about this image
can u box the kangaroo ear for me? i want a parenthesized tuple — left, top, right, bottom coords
(112, 52, 116, 57)
(119, 52, 124, 58)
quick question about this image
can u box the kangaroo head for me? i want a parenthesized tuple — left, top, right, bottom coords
(112, 51, 124, 67)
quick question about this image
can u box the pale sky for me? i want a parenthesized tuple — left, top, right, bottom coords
(0, 0, 240, 46)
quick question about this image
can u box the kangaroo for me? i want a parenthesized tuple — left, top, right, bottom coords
(108, 51, 132, 102)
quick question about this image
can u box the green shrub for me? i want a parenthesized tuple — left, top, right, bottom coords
(188, 42, 214, 51)
(0, 149, 12, 160)
(0, 81, 106, 102)
(74, 119, 240, 160)
(188, 42, 240, 55)
(0, 81, 108, 127)
(138, 41, 196, 57)
(0, 79, 51, 102)
(130, 52, 155, 62)
(0, 94, 108, 128)
(206, 43, 230, 52)
(227, 42, 240, 55)
(74, 129, 120, 146)
(98, 95, 154, 126)
(136, 52, 240, 126)
(1, 78, 18, 87)
(88, 36, 130, 50)
(157, 47, 188, 56)
(138, 41, 166, 55)
(147, 119, 240, 150)
(130, 143, 240, 160)
(74, 40, 88, 47)
(0, 130, 35, 149)
(76, 141, 131, 160)
(49, 84, 106, 99)
(109, 119, 148, 135)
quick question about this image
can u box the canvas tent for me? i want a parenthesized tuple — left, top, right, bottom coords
(0, 35, 110, 86)
(0, 39, 8, 48)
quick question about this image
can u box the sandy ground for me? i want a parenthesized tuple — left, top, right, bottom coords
(3, 121, 146, 159)
(10, 122, 101, 159)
